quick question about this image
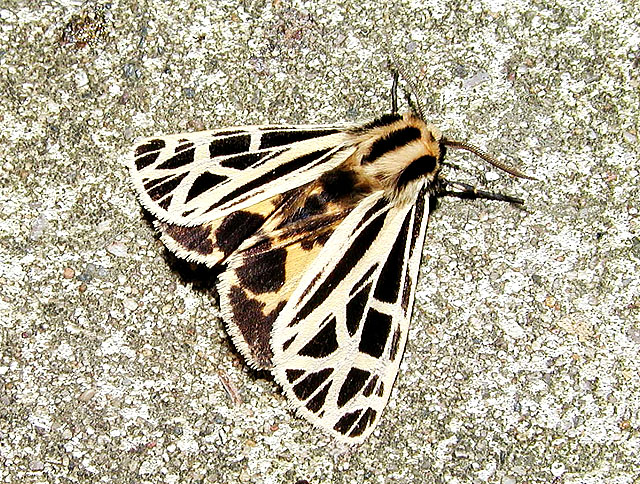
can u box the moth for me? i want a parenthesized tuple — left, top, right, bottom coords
(128, 72, 531, 443)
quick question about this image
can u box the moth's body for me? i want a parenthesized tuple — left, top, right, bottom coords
(130, 108, 524, 443)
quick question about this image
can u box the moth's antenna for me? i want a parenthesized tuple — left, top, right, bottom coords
(384, 52, 535, 180)
(387, 56, 426, 120)
(391, 71, 399, 115)
(443, 138, 537, 180)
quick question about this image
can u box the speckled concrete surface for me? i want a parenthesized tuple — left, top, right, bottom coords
(1, 1, 638, 483)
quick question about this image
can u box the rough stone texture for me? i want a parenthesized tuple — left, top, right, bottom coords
(1, 1, 638, 483)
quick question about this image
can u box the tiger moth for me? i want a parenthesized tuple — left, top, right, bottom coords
(128, 72, 531, 443)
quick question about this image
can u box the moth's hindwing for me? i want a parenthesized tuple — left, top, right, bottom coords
(129, 126, 354, 226)
(269, 185, 430, 443)
(216, 169, 375, 368)
(153, 195, 282, 267)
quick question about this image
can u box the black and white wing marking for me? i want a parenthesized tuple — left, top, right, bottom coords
(129, 126, 354, 226)
(270, 185, 431, 443)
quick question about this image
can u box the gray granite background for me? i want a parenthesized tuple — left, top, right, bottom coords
(1, 1, 638, 483)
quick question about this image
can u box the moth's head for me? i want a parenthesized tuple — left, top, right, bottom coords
(356, 112, 444, 198)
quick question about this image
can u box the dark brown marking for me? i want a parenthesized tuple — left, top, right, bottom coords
(361, 127, 422, 165)
(163, 223, 214, 254)
(389, 327, 402, 361)
(401, 271, 412, 313)
(375, 381, 384, 397)
(279, 193, 328, 227)
(259, 129, 340, 149)
(157, 147, 196, 170)
(333, 409, 362, 435)
(186, 172, 228, 202)
(135, 139, 165, 157)
(248, 147, 287, 169)
(215, 211, 266, 257)
(348, 114, 401, 134)
(282, 334, 296, 352)
(299, 316, 338, 358)
(220, 152, 263, 170)
(302, 193, 327, 214)
(397, 155, 438, 187)
(409, 187, 427, 259)
(349, 408, 377, 437)
(373, 210, 411, 303)
(359, 308, 392, 358)
(362, 375, 378, 397)
(337, 368, 370, 408)
(318, 167, 364, 200)
(346, 282, 372, 337)
(144, 174, 171, 190)
(135, 151, 160, 170)
(158, 195, 172, 210)
(274, 185, 344, 234)
(147, 172, 188, 201)
(175, 141, 194, 153)
(235, 247, 287, 294)
(228, 286, 285, 368)
(293, 368, 333, 400)
(286, 369, 304, 383)
(211, 147, 336, 209)
(292, 210, 387, 326)
(306, 382, 331, 413)
(209, 133, 251, 157)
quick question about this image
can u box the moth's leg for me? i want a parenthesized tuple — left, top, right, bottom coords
(439, 160, 477, 178)
(435, 178, 525, 205)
